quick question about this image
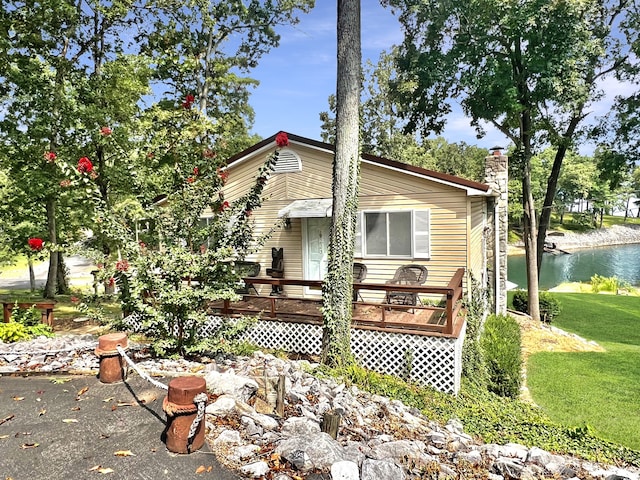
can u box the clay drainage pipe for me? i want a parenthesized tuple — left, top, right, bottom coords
(95, 332, 128, 383)
(163, 376, 208, 454)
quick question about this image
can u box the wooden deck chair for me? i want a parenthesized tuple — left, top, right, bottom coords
(384, 265, 428, 310)
(352, 262, 367, 302)
(235, 261, 261, 295)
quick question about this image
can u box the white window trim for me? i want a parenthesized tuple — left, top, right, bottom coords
(356, 209, 431, 260)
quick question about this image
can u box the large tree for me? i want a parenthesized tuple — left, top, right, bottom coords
(384, 0, 640, 321)
(321, 0, 361, 366)
(0, 0, 315, 298)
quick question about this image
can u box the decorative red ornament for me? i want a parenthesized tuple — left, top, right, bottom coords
(186, 176, 195, 183)
(44, 151, 57, 162)
(100, 126, 112, 136)
(77, 156, 93, 173)
(28, 238, 44, 251)
(192, 167, 199, 176)
(275, 132, 289, 147)
(217, 167, 229, 183)
(217, 201, 230, 213)
(182, 94, 195, 109)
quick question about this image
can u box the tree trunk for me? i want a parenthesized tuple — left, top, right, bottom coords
(57, 252, 70, 294)
(28, 256, 36, 292)
(519, 106, 540, 322)
(44, 197, 58, 299)
(536, 145, 568, 273)
(321, 0, 361, 367)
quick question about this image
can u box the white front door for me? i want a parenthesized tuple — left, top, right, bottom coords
(304, 217, 331, 293)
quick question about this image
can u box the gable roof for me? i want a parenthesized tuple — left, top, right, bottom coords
(225, 132, 492, 196)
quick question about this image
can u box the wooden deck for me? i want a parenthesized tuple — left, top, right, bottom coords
(210, 268, 466, 338)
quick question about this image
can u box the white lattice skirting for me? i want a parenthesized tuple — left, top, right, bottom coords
(124, 315, 465, 394)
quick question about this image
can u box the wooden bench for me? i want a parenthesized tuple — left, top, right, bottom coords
(2, 301, 56, 327)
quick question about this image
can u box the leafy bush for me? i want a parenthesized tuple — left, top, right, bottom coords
(0, 322, 31, 342)
(481, 314, 522, 398)
(0, 321, 54, 343)
(10, 303, 41, 327)
(511, 289, 561, 323)
(77, 109, 283, 356)
(461, 274, 488, 387)
(590, 274, 620, 293)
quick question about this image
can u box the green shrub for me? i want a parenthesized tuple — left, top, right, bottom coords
(481, 314, 522, 398)
(10, 302, 42, 327)
(510, 290, 561, 323)
(0, 322, 31, 342)
(461, 274, 488, 387)
(539, 293, 561, 323)
(511, 289, 528, 313)
(590, 274, 619, 293)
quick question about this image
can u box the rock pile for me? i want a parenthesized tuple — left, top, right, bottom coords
(2, 337, 639, 479)
(203, 351, 639, 480)
(549, 224, 640, 250)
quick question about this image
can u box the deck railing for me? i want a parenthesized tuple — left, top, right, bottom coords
(218, 267, 466, 337)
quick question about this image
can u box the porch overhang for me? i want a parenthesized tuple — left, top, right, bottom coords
(278, 198, 333, 218)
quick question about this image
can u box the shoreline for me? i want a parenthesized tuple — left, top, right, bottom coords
(508, 224, 640, 255)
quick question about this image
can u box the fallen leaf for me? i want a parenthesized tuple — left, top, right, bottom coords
(50, 377, 71, 384)
(137, 390, 157, 404)
(12, 396, 25, 401)
(195, 466, 206, 474)
(62, 418, 79, 423)
(70, 406, 81, 411)
(97, 467, 114, 474)
(38, 409, 46, 416)
(103, 397, 114, 403)
(89, 465, 101, 471)
(21, 443, 39, 449)
(100, 434, 110, 439)
(207, 466, 212, 472)
(0, 434, 10, 439)
(113, 450, 135, 457)
(116, 402, 136, 407)
(77, 387, 89, 396)
(15, 432, 31, 437)
(36, 390, 45, 395)
(0, 414, 15, 426)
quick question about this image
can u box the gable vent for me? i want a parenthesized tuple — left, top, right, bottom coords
(273, 148, 302, 173)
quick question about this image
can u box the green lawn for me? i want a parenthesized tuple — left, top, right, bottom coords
(526, 293, 640, 451)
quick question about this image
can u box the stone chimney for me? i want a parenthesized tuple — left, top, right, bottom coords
(484, 147, 508, 315)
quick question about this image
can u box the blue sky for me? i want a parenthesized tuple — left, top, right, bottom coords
(247, 1, 510, 152)
(247, 2, 633, 156)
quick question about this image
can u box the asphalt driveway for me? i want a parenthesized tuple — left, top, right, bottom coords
(0, 374, 240, 480)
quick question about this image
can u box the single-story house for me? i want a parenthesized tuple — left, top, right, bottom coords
(204, 132, 509, 393)
(215, 132, 507, 308)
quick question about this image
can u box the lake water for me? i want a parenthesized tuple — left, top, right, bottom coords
(507, 243, 640, 290)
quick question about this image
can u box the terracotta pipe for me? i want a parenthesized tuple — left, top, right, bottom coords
(95, 332, 128, 383)
(163, 376, 207, 454)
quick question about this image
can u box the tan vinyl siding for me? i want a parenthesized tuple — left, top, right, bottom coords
(468, 198, 485, 279)
(222, 144, 486, 299)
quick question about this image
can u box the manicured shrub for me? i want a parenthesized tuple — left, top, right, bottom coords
(481, 314, 522, 398)
(539, 292, 562, 323)
(511, 289, 561, 323)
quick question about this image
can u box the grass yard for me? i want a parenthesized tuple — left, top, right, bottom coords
(526, 293, 640, 451)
